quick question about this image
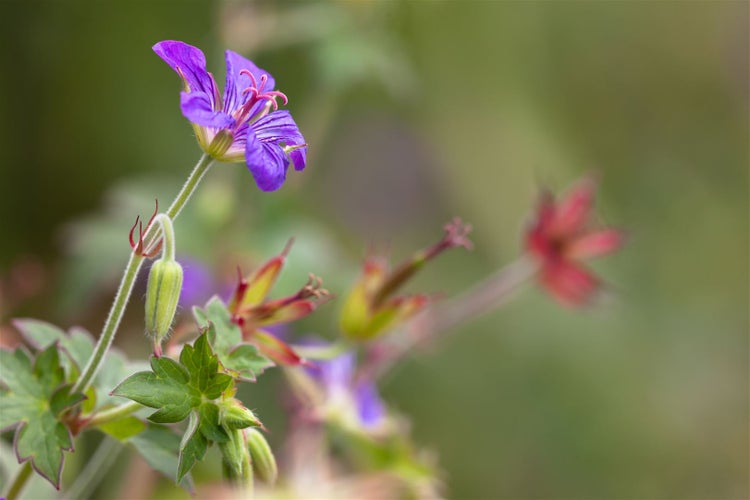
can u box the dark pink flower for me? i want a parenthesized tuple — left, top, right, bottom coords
(525, 177, 625, 307)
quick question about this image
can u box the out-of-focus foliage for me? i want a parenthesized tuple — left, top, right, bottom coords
(0, 1, 746, 498)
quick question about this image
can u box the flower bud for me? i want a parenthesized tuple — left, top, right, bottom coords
(218, 428, 252, 490)
(145, 258, 183, 351)
(220, 400, 262, 430)
(246, 427, 277, 485)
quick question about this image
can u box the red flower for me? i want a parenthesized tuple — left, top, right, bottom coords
(525, 177, 625, 307)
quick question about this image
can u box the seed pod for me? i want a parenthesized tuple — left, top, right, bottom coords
(246, 427, 277, 485)
(144, 258, 183, 349)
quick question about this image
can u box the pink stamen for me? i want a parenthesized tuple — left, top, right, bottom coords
(237, 69, 289, 113)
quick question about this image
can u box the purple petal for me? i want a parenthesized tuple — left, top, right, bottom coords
(245, 111, 306, 191)
(180, 92, 234, 129)
(315, 353, 355, 392)
(355, 381, 385, 428)
(289, 146, 307, 172)
(178, 258, 216, 309)
(153, 41, 218, 101)
(223, 50, 275, 115)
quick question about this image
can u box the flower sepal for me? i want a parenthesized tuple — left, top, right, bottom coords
(340, 218, 472, 341)
(227, 241, 330, 365)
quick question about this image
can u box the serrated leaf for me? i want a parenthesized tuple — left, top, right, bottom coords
(111, 332, 241, 482)
(224, 344, 275, 382)
(0, 345, 85, 488)
(111, 358, 199, 424)
(12, 319, 146, 413)
(130, 424, 194, 492)
(195, 296, 242, 350)
(13, 319, 93, 379)
(194, 298, 274, 381)
(93, 350, 149, 411)
(177, 412, 207, 483)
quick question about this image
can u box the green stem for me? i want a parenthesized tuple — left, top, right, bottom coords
(71, 154, 214, 395)
(70, 250, 144, 395)
(5, 462, 32, 500)
(86, 401, 142, 428)
(61, 437, 121, 500)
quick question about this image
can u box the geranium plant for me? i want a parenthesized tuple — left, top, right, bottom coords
(0, 40, 624, 499)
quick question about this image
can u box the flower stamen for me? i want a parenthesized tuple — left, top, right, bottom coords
(239, 70, 289, 111)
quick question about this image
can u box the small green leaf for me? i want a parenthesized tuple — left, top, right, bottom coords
(111, 332, 245, 483)
(177, 412, 208, 483)
(13, 319, 93, 379)
(12, 318, 147, 413)
(111, 359, 199, 424)
(194, 298, 274, 381)
(195, 296, 242, 350)
(225, 344, 275, 382)
(0, 345, 85, 488)
(92, 350, 149, 411)
(129, 424, 194, 492)
(98, 416, 147, 441)
(197, 403, 229, 443)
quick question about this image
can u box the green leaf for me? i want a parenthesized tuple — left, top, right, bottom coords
(93, 350, 150, 411)
(0, 345, 86, 489)
(12, 318, 148, 412)
(129, 424, 194, 492)
(111, 357, 199, 424)
(111, 332, 241, 483)
(177, 412, 208, 483)
(225, 344, 275, 382)
(98, 416, 146, 441)
(197, 403, 229, 443)
(13, 319, 93, 380)
(194, 297, 274, 381)
(178, 334, 233, 397)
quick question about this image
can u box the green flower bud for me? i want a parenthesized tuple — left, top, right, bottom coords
(219, 428, 252, 491)
(220, 400, 262, 430)
(145, 258, 183, 351)
(246, 427, 277, 485)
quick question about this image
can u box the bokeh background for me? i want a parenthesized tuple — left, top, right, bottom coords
(0, 1, 747, 498)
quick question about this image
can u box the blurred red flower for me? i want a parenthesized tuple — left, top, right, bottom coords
(525, 177, 625, 307)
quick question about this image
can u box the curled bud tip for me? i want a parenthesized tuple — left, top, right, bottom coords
(443, 217, 473, 251)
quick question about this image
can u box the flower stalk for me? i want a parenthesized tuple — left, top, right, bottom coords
(366, 256, 538, 380)
(71, 153, 214, 395)
(5, 462, 32, 500)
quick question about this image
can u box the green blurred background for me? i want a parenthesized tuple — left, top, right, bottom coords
(0, 1, 747, 498)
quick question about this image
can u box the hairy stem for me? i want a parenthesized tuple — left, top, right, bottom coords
(72, 153, 214, 395)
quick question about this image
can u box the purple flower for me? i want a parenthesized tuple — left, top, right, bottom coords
(177, 257, 217, 309)
(153, 40, 307, 191)
(312, 352, 386, 430)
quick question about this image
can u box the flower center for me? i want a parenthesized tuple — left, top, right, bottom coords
(231, 70, 289, 132)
